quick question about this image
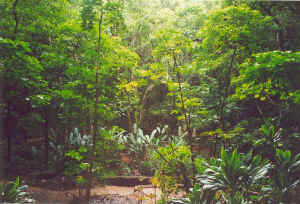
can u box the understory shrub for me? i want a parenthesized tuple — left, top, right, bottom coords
(64, 127, 124, 198)
(172, 148, 300, 204)
(197, 148, 271, 203)
(268, 149, 300, 203)
(153, 143, 192, 200)
(0, 177, 33, 203)
(115, 124, 167, 174)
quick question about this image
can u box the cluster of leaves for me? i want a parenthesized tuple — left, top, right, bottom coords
(169, 147, 300, 204)
(65, 128, 92, 181)
(64, 128, 123, 187)
(0, 177, 33, 203)
(114, 124, 168, 175)
(234, 51, 300, 103)
(155, 145, 192, 202)
(198, 149, 271, 203)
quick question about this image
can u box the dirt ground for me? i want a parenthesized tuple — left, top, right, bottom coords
(1, 174, 186, 203)
(28, 185, 151, 203)
(18, 176, 184, 204)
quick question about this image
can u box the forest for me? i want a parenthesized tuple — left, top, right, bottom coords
(0, 0, 300, 203)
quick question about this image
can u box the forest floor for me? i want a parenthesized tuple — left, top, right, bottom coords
(14, 175, 185, 203)
(28, 184, 152, 203)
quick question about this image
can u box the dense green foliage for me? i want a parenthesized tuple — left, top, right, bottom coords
(0, 177, 32, 203)
(0, 0, 300, 203)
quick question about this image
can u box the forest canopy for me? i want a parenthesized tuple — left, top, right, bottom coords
(0, 0, 300, 203)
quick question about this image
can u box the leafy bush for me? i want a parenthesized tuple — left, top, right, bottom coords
(194, 157, 207, 175)
(48, 128, 65, 164)
(151, 126, 195, 197)
(139, 160, 156, 176)
(178, 148, 300, 203)
(64, 127, 124, 185)
(64, 128, 92, 180)
(197, 148, 271, 203)
(0, 177, 33, 203)
(115, 124, 168, 173)
(268, 149, 300, 203)
(154, 144, 192, 176)
(116, 124, 167, 155)
(153, 143, 192, 195)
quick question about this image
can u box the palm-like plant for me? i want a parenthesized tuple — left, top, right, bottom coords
(117, 124, 167, 156)
(197, 148, 271, 203)
(269, 149, 300, 203)
(0, 177, 33, 203)
(168, 148, 300, 204)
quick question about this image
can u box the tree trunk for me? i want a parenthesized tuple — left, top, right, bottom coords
(85, 94, 91, 136)
(139, 84, 155, 128)
(127, 111, 133, 133)
(86, 12, 103, 201)
(5, 102, 13, 163)
(218, 48, 236, 151)
(12, 0, 20, 40)
(0, 72, 4, 178)
(174, 54, 196, 183)
(44, 108, 49, 169)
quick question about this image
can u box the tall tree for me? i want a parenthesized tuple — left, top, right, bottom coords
(197, 5, 275, 154)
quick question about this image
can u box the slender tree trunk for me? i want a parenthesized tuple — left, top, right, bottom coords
(44, 108, 49, 169)
(218, 48, 237, 152)
(5, 102, 12, 163)
(86, 12, 103, 201)
(0, 71, 4, 178)
(174, 54, 196, 185)
(127, 111, 133, 133)
(214, 134, 218, 157)
(12, 0, 19, 40)
(85, 86, 91, 136)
